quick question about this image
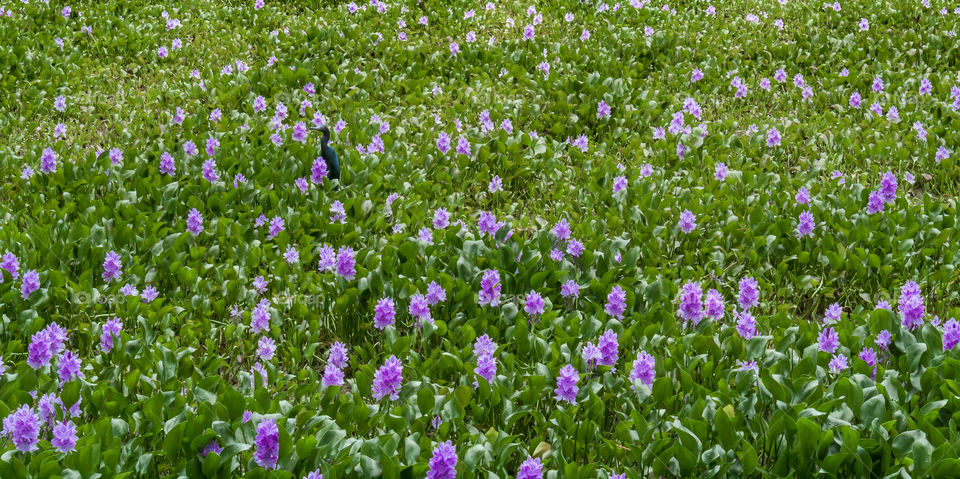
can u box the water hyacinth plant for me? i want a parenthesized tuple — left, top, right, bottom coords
(0, 0, 959, 477)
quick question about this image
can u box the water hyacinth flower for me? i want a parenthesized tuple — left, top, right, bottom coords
(735, 310, 757, 339)
(605, 285, 627, 319)
(200, 440, 223, 458)
(554, 364, 579, 404)
(187, 208, 203, 235)
(943, 319, 960, 351)
(433, 208, 450, 229)
(629, 350, 656, 388)
(20, 269, 40, 299)
(328, 342, 349, 369)
(704, 289, 725, 319)
(284, 246, 299, 264)
(597, 100, 611, 118)
(738, 276, 759, 310)
(27, 331, 53, 369)
(374, 297, 396, 329)
(828, 354, 848, 374)
(860, 348, 878, 366)
(51, 420, 78, 453)
(866, 190, 885, 214)
(818, 326, 840, 353)
(322, 364, 344, 387)
(1, 252, 19, 281)
(250, 300, 271, 334)
(336, 247, 356, 280)
(57, 350, 82, 383)
(202, 160, 219, 182)
(767, 127, 781, 147)
(714, 163, 728, 181)
(898, 281, 925, 330)
(372, 355, 403, 401)
(409, 294, 432, 326)
(101, 317, 123, 352)
(797, 211, 815, 238)
(612, 175, 627, 194)
(825, 303, 842, 322)
(253, 418, 280, 469)
(560, 280, 580, 299)
(524, 290, 545, 318)
(678, 210, 697, 234)
(876, 330, 892, 350)
(159, 152, 176, 175)
(678, 281, 703, 325)
(478, 269, 502, 307)
(257, 337, 276, 361)
(426, 441, 457, 479)
(596, 330, 619, 368)
(2, 405, 40, 452)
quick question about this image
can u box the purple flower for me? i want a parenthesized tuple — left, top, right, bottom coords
(186, 208, 204, 236)
(704, 289, 725, 319)
(714, 163, 728, 181)
(552, 219, 571, 242)
(101, 317, 122, 352)
(767, 127, 781, 147)
(456, 137, 471, 157)
(818, 326, 840, 353)
(566, 238, 584, 258)
(257, 337, 276, 361)
(316, 245, 336, 271)
(200, 440, 223, 458)
(409, 294, 432, 325)
(828, 354, 848, 374)
(860, 348, 878, 366)
(678, 210, 697, 234)
(478, 211, 501, 236)
(678, 281, 703, 325)
(475, 353, 497, 385)
(102, 250, 122, 282)
(736, 310, 757, 339)
(612, 175, 628, 194)
(738, 276, 759, 310)
(524, 290, 545, 317)
(560, 280, 580, 299)
(436, 132, 451, 154)
(322, 364, 344, 387)
(183, 140, 198, 156)
(879, 172, 898, 203)
(159, 152, 176, 175)
(374, 297, 396, 329)
(479, 269, 502, 307)
(1, 253, 19, 281)
(797, 211, 815, 238)
(251, 300, 271, 334)
(426, 441, 458, 479)
(328, 342, 349, 369)
(202, 160, 219, 182)
(281, 246, 299, 265)
(311, 157, 329, 184)
(605, 285, 627, 319)
(253, 418, 279, 469)
(141, 285, 158, 303)
(849, 92, 862, 108)
(898, 281, 925, 330)
(51, 420, 77, 453)
(433, 208, 450, 229)
(691, 68, 704, 82)
(3, 405, 40, 452)
(597, 100, 611, 118)
(57, 350, 82, 383)
(336, 247, 356, 280)
(943, 319, 960, 351)
(20, 269, 39, 299)
(795, 187, 811, 205)
(866, 190, 885, 214)
(27, 331, 53, 369)
(489, 175, 504, 193)
(597, 330, 619, 368)
(554, 364, 579, 404)
(517, 457, 543, 479)
(372, 355, 403, 401)
(629, 350, 656, 388)
(876, 330, 892, 349)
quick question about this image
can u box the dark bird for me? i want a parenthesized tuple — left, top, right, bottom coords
(314, 124, 340, 180)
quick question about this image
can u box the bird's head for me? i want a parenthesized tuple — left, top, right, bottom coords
(317, 124, 331, 145)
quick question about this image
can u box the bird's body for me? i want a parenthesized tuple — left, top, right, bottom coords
(315, 124, 341, 180)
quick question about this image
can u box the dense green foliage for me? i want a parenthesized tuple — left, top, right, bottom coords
(1, 0, 960, 477)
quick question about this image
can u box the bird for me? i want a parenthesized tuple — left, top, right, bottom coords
(313, 124, 340, 180)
